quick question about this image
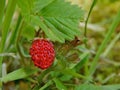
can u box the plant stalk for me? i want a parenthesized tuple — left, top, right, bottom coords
(89, 10, 120, 76)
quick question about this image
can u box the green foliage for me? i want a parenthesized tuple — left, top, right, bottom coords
(0, 0, 5, 27)
(39, 80, 53, 90)
(1, 67, 39, 83)
(36, 0, 83, 19)
(7, 14, 22, 49)
(61, 69, 86, 79)
(74, 51, 90, 72)
(53, 78, 67, 90)
(75, 84, 100, 90)
(22, 24, 35, 40)
(0, 0, 17, 77)
(89, 9, 120, 76)
(17, 0, 84, 43)
(75, 84, 120, 90)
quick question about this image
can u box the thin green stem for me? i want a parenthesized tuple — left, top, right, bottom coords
(84, 0, 97, 37)
(89, 10, 120, 76)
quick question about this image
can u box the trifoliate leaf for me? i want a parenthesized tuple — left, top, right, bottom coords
(17, 0, 84, 43)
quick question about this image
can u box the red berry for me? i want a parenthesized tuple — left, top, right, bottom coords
(29, 38, 55, 69)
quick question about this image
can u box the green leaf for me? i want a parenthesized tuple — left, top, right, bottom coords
(17, 0, 34, 22)
(61, 69, 86, 79)
(0, 0, 5, 27)
(74, 52, 90, 72)
(6, 14, 22, 50)
(75, 84, 100, 90)
(22, 23, 35, 40)
(17, 0, 84, 43)
(50, 71, 61, 77)
(60, 74, 73, 82)
(39, 80, 53, 90)
(56, 18, 81, 36)
(1, 67, 38, 83)
(30, 16, 59, 42)
(0, 0, 17, 76)
(75, 84, 120, 90)
(53, 78, 67, 90)
(18, 42, 30, 58)
(45, 18, 75, 40)
(37, 0, 84, 19)
(101, 84, 120, 90)
(89, 10, 120, 76)
(33, 0, 55, 13)
(44, 18, 65, 42)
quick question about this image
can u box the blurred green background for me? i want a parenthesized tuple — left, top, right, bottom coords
(69, 0, 120, 84)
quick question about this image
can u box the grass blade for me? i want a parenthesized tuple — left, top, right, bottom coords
(39, 80, 53, 90)
(103, 32, 120, 57)
(0, 0, 17, 76)
(1, 67, 38, 83)
(53, 78, 67, 90)
(89, 10, 120, 76)
(0, 0, 5, 27)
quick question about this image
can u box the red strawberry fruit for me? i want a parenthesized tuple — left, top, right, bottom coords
(30, 38, 55, 69)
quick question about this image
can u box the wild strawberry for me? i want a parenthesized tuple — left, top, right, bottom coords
(29, 38, 55, 69)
